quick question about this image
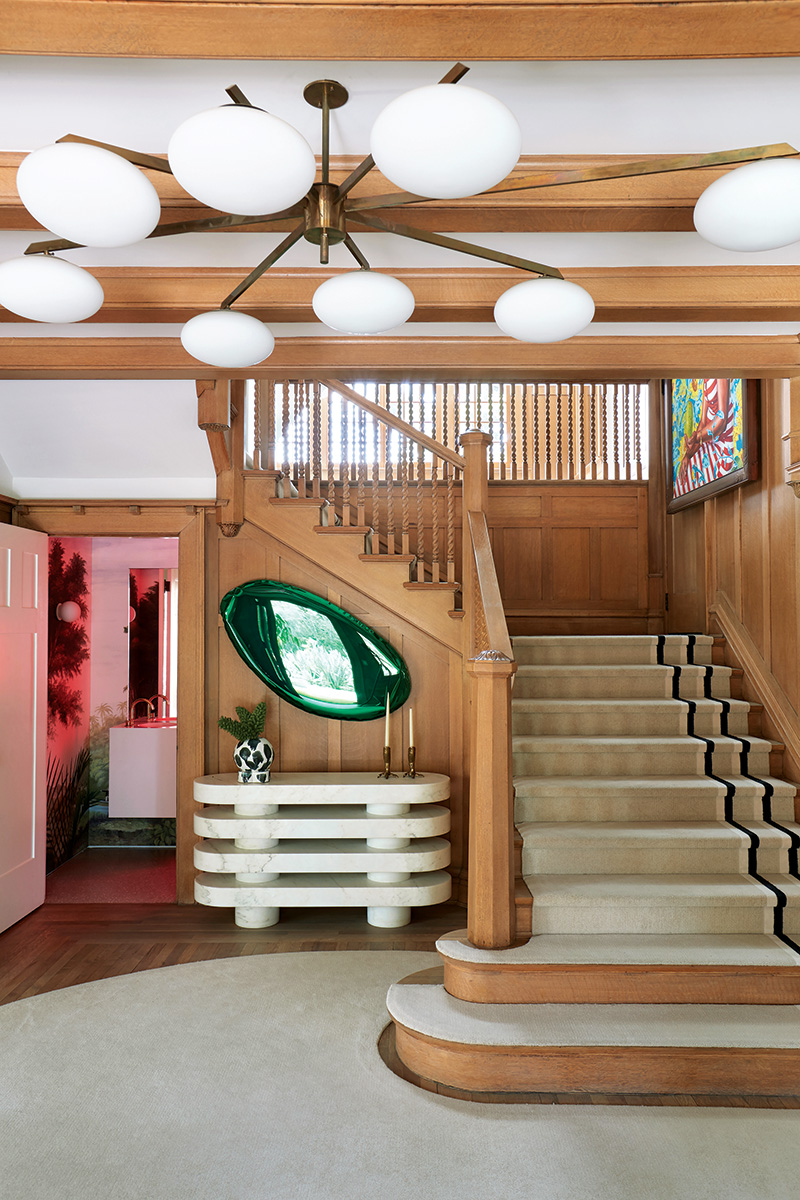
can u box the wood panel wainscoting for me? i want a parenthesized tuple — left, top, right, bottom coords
(667, 382, 800, 786)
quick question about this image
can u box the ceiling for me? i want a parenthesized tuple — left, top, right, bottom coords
(1, 3, 799, 499)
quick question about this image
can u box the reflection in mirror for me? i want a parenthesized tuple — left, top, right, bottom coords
(128, 567, 178, 719)
(220, 580, 411, 721)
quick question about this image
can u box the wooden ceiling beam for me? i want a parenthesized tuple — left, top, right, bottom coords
(4, 2, 800, 61)
(1, 334, 798, 380)
(0, 154, 770, 236)
(2, 266, 798, 325)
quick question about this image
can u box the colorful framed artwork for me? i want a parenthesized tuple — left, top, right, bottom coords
(665, 378, 758, 512)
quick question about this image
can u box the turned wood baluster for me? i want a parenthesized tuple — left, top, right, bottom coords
(311, 381, 321, 499)
(297, 380, 307, 498)
(357, 408, 367, 528)
(521, 383, 530, 481)
(252, 379, 262, 471)
(416, 433, 426, 582)
(531, 384, 539, 481)
(545, 384, 553, 480)
(623, 385, 631, 481)
(556, 384, 564, 480)
(327, 387, 336, 515)
(281, 383, 291, 487)
(590, 383, 598, 481)
(341, 401, 352, 526)
(401, 435, 410, 556)
(371, 407, 380, 541)
(453, 380, 461, 448)
(263, 380, 276, 472)
(509, 385, 518, 481)
(567, 386, 575, 480)
(578, 383, 586, 481)
(486, 383, 495, 479)
(431, 453, 441, 583)
(386, 445, 396, 555)
(601, 383, 609, 480)
(634, 385, 643, 481)
(446, 462, 456, 584)
(613, 383, 621, 481)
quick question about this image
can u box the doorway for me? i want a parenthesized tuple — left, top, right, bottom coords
(44, 535, 180, 904)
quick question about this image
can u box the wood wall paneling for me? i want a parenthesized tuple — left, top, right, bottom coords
(668, 383, 800, 782)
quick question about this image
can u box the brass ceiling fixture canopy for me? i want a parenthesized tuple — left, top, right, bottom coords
(1, 62, 799, 365)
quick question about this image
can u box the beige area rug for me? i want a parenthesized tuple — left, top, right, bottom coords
(2, 951, 800, 1200)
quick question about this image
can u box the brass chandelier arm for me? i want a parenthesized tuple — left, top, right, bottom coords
(24, 205, 308, 257)
(347, 211, 563, 279)
(336, 62, 470, 203)
(55, 133, 173, 174)
(478, 142, 800, 196)
(343, 234, 371, 270)
(345, 142, 799, 213)
(220, 221, 306, 308)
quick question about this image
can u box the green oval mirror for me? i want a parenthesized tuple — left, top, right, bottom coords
(220, 580, 411, 721)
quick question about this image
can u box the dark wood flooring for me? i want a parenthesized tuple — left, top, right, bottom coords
(0, 900, 466, 1006)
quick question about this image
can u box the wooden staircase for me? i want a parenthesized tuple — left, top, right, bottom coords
(388, 633, 800, 1099)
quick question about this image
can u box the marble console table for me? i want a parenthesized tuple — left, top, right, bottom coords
(193, 772, 452, 928)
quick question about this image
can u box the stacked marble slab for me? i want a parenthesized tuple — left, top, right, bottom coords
(193, 771, 451, 928)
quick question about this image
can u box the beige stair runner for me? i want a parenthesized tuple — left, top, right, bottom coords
(388, 634, 800, 1097)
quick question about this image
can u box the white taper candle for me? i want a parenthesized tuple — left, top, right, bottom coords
(384, 692, 390, 746)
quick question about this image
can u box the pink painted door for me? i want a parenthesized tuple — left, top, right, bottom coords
(0, 523, 48, 933)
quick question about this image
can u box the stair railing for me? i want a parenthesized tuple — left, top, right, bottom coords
(250, 377, 464, 586)
(461, 431, 517, 950)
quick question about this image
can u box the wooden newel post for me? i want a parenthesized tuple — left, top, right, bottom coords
(460, 430, 491, 654)
(466, 650, 517, 949)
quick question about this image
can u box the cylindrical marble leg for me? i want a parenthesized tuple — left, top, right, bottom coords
(234, 837, 279, 850)
(366, 837, 410, 850)
(233, 802, 279, 817)
(367, 871, 411, 883)
(367, 906, 411, 927)
(235, 871, 280, 883)
(235, 906, 280, 928)
(366, 803, 410, 817)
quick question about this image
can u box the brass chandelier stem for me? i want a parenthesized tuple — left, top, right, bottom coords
(219, 222, 306, 309)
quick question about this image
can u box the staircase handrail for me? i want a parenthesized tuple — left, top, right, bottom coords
(467, 509, 514, 662)
(320, 378, 465, 471)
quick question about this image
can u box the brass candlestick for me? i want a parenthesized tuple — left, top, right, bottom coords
(379, 745, 398, 779)
(404, 746, 423, 778)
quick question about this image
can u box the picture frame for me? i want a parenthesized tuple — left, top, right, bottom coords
(664, 378, 758, 513)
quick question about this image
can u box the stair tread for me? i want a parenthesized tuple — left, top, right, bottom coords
(513, 773, 796, 797)
(524, 874, 783, 905)
(516, 821, 791, 846)
(513, 734, 771, 749)
(437, 930, 800, 968)
(387, 984, 800, 1048)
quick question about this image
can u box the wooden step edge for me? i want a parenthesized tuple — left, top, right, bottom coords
(514, 880, 532, 937)
(313, 524, 371, 535)
(358, 553, 415, 564)
(448, 610, 466, 621)
(268, 496, 328, 508)
(441, 957, 800, 1006)
(392, 1021, 800, 1097)
(378, 1024, 800, 1107)
(404, 581, 460, 592)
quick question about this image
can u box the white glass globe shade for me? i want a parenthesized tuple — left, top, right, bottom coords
(181, 309, 275, 368)
(17, 143, 161, 248)
(0, 255, 104, 322)
(56, 601, 82, 622)
(693, 157, 800, 251)
(312, 271, 415, 334)
(168, 106, 317, 216)
(370, 84, 521, 199)
(494, 278, 595, 343)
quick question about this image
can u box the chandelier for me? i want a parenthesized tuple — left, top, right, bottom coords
(1, 62, 799, 369)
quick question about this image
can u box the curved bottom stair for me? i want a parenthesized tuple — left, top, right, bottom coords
(386, 966, 800, 1097)
(386, 633, 800, 1098)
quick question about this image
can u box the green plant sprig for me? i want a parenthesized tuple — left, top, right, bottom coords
(218, 701, 267, 741)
